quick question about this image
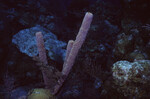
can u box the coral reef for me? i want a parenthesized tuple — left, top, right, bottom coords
(1, 0, 150, 98)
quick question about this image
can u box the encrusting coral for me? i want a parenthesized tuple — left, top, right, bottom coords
(112, 60, 150, 98)
(27, 88, 55, 99)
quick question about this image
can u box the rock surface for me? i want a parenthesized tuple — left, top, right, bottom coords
(12, 25, 66, 62)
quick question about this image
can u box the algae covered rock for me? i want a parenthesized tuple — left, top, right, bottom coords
(113, 33, 134, 58)
(27, 88, 55, 99)
(112, 60, 150, 98)
(129, 50, 148, 61)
